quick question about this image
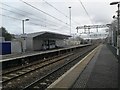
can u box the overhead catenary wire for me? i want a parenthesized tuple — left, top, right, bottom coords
(78, 0, 94, 25)
(42, 0, 68, 18)
(0, 2, 64, 27)
(1, 7, 28, 17)
(64, 1, 82, 25)
(1, 1, 75, 32)
(0, 13, 21, 21)
(0, 4, 62, 27)
(20, 0, 70, 26)
(1, 1, 76, 30)
(20, 0, 76, 29)
(41, 0, 80, 32)
(1, 2, 33, 15)
(1, 1, 79, 29)
(0, 7, 57, 26)
(0, 8, 71, 32)
(42, 0, 81, 25)
(0, 14, 65, 31)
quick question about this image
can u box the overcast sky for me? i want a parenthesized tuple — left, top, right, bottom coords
(0, 0, 118, 37)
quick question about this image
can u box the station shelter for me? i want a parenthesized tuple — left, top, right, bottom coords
(24, 31, 71, 51)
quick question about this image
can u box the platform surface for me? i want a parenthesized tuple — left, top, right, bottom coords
(72, 44, 118, 88)
(1, 44, 89, 61)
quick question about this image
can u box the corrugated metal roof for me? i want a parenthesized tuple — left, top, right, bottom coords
(26, 32, 45, 37)
(26, 31, 71, 39)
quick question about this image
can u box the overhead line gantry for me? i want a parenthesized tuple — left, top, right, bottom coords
(76, 24, 111, 33)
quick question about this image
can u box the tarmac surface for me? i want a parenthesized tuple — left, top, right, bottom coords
(72, 44, 118, 88)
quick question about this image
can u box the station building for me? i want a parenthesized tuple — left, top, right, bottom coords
(17, 31, 71, 51)
(0, 32, 71, 55)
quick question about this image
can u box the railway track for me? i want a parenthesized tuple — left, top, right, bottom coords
(23, 45, 97, 89)
(2, 52, 68, 75)
(2, 53, 73, 84)
(2, 45, 96, 89)
(2, 47, 83, 88)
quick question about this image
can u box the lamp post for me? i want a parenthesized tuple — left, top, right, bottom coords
(69, 7, 71, 35)
(22, 19, 29, 52)
(112, 16, 118, 47)
(110, 2, 120, 56)
(22, 19, 29, 35)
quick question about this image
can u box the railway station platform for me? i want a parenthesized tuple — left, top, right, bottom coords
(1, 44, 91, 69)
(72, 44, 118, 88)
(48, 44, 119, 89)
(1, 44, 88, 60)
(2, 51, 42, 60)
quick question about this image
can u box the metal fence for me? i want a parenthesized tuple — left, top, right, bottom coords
(107, 44, 120, 61)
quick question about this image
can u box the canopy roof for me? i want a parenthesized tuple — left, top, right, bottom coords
(25, 31, 71, 39)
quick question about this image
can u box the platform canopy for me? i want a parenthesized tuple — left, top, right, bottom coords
(26, 31, 71, 39)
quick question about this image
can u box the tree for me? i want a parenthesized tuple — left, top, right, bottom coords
(0, 27, 14, 41)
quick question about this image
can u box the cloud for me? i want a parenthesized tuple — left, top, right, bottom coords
(0, 0, 116, 35)
(82, 1, 116, 24)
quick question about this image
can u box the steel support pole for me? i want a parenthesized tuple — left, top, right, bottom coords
(22, 20, 24, 52)
(117, 4, 119, 55)
(22, 20, 25, 35)
(69, 7, 71, 35)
